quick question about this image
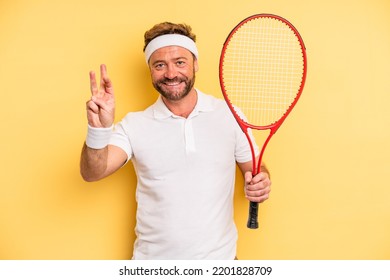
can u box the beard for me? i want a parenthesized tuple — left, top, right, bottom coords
(153, 74, 196, 101)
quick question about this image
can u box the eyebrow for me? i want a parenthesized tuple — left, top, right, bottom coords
(151, 56, 189, 66)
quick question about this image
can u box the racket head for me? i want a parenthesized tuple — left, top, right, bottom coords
(219, 14, 307, 132)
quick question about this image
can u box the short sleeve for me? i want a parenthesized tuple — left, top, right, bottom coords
(109, 118, 133, 162)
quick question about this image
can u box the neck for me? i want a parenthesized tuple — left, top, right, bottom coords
(162, 88, 198, 118)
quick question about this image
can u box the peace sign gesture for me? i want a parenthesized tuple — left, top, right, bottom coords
(86, 64, 115, 128)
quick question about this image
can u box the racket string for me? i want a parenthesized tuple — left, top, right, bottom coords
(222, 17, 305, 126)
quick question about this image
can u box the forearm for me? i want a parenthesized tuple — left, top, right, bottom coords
(80, 142, 108, 182)
(237, 158, 270, 178)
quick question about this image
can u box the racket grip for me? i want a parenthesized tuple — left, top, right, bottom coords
(247, 201, 259, 229)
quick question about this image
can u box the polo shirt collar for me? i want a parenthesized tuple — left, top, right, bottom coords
(153, 89, 214, 119)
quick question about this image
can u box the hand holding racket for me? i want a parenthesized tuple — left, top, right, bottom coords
(219, 14, 307, 229)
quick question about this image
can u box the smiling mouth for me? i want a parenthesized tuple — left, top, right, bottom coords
(161, 78, 183, 86)
(164, 81, 181, 86)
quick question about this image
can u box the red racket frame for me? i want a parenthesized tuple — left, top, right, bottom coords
(219, 14, 307, 229)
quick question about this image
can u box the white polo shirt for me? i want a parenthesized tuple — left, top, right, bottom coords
(109, 89, 258, 259)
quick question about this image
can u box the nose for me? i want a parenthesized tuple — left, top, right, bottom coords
(164, 64, 178, 79)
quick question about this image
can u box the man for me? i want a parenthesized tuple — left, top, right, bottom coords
(80, 22, 271, 259)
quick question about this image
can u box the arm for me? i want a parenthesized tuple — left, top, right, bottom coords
(237, 160, 271, 203)
(80, 64, 127, 182)
(80, 143, 127, 182)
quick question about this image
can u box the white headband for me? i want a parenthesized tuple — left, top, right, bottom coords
(144, 34, 199, 63)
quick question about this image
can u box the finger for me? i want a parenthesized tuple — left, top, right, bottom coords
(244, 171, 253, 184)
(246, 187, 271, 203)
(91, 95, 111, 112)
(246, 193, 270, 203)
(100, 64, 107, 76)
(89, 71, 98, 96)
(86, 99, 100, 114)
(100, 64, 114, 95)
(246, 182, 264, 191)
(246, 185, 270, 196)
(246, 178, 271, 191)
(99, 64, 106, 90)
(249, 172, 269, 185)
(103, 76, 114, 95)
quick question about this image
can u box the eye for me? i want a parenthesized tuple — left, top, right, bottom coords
(176, 60, 186, 67)
(154, 62, 166, 70)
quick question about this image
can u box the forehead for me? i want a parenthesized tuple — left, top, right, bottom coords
(149, 46, 193, 62)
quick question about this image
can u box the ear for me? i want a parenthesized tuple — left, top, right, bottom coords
(194, 58, 199, 72)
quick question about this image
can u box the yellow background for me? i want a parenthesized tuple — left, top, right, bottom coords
(1, 0, 389, 259)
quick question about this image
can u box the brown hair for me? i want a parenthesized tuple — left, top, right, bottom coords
(143, 22, 196, 51)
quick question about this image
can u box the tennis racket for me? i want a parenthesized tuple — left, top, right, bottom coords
(219, 14, 307, 229)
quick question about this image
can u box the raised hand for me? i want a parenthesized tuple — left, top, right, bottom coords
(86, 64, 115, 128)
